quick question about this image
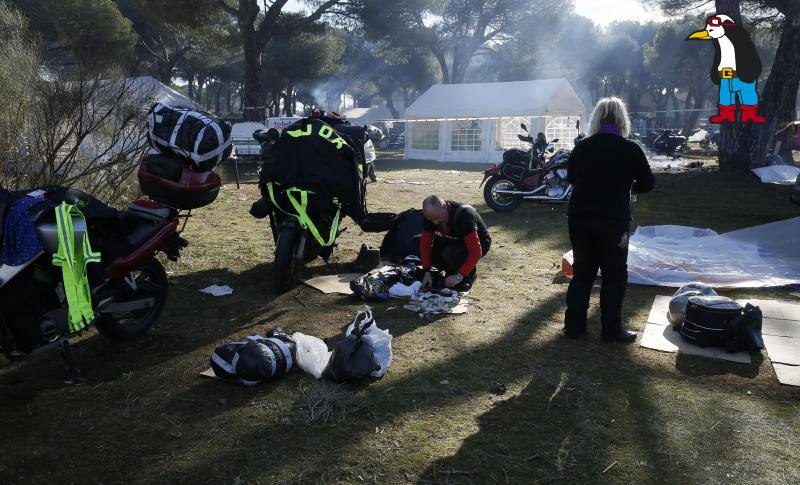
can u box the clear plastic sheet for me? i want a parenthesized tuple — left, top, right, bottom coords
(627, 218, 800, 288)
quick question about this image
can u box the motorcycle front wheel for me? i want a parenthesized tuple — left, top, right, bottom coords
(95, 258, 168, 340)
(484, 176, 522, 212)
(273, 224, 301, 294)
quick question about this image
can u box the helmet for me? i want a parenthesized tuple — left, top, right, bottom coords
(668, 283, 717, 324)
(668, 291, 704, 324)
(675, 282, 716, 296)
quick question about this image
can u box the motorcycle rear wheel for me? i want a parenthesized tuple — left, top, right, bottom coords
(484, 176, 522, 212)
(273, 224, 301, 294)
(95, 258, 168, 341)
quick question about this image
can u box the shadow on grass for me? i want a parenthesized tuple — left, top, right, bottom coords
(415, 299, 764, 483)
(0, 263, 286, 399)
(115, 291, 566, 482)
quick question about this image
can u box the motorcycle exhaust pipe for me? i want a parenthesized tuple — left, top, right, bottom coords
(523, 186, 573, 201)
(494, 185, 546, 197)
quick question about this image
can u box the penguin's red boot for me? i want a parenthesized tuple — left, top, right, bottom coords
(740, 104, 767, 123)
(709, 105, 736, 123)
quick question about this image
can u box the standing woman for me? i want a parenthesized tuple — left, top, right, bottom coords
(564, 97, 655, 342)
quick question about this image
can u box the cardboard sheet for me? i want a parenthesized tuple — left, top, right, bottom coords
(773, 364, 800, 387)
(200, 368, 218, 379)
(743, 298, 800, 321)
(643, 295, 800, 385)
(640, 321, 752, 364)
(647, 295, 673, 326)
(762, 318, 800, 339)
(303, 273, 362, 294)
(763, 335, 800, 366)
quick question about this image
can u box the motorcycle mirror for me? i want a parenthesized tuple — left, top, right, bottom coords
(65, 188, 89, 208)
(552, 138, 559, 143)
(575, 120, 580, 130)
(520, 122, 528, 132)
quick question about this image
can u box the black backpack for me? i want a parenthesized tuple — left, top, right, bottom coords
(380, 209, 424, 263)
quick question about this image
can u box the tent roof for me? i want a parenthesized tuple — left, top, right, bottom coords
(405, 78, 585, 120)
(126, 76, 201, 109)
(341, 106, 403, 123)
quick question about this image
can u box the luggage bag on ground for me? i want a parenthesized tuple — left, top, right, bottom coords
(680, 296, 743, 348)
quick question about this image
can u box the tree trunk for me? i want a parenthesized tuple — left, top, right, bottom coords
(187, 74, 195, 100)
(384, 90, 399, 119)
(196, 77, 205, 103)
(682, 86, 705, 136)
(271, 92, 280, 117)
(429, 45, 450, 84)
(718, 5, 800, 172)
(226, 82, 232, 113)
(242, 31, 266, 121)
(284, 90, 294, 116)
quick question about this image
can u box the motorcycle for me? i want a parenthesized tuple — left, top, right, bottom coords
(0, 155, 220, 380)
(250, 113, 381, 293)
(698, 129, 720, 149)
(481, 122, 572, 212)
(651, 129, 687, 158)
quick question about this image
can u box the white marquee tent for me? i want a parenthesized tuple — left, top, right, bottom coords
(404, 78, 586, 163)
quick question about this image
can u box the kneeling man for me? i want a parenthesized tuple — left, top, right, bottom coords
(420, 195, 491, 291)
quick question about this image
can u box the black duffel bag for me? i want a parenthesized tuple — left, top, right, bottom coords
(680, 296, 743, 348)
(210, 328, 296, 386)
(147, 103, 233, 171)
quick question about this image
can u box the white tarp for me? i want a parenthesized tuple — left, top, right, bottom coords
(752, 165, 800, 185)
(627, 217, 800, 288)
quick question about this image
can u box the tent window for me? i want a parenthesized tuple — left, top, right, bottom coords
(410, 121, 439, 150)
(498, 117, 531, 150)
(451, 120, 482, 151)
(545, 117, 579, 149)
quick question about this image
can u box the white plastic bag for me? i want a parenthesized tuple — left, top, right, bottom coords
(345, 306, 393, 378)
(292, 332, 332, 379)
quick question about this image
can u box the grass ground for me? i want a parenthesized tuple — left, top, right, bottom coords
(1, 156, 799, 484)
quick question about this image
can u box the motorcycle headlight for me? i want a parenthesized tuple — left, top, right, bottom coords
(556, 168, 568, 179)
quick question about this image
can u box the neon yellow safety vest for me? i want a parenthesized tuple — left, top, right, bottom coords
(266, 182, 341, 247)
(51, 202, 101, 333)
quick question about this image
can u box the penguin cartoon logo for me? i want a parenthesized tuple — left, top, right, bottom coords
(687, 14, 766, 124)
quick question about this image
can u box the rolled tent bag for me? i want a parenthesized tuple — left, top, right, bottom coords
(210, 328, 296, 386)
(680, 296, 743, 348)
(146, 103, 233, 171)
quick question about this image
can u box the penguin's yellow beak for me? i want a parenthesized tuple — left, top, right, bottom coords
(687, 30, 711, 40)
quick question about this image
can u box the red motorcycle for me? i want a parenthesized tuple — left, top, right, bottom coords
(0, 153, 220, 380)
(481, 122, 576, 212)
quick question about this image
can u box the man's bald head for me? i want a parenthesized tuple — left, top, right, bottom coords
(423, 195, 445, 211)
(423, 195, 448, 226)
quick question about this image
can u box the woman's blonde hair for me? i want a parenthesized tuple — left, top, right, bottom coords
(588, 96, 631, 137)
